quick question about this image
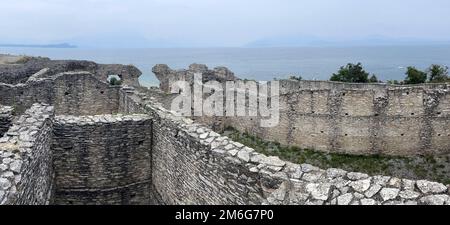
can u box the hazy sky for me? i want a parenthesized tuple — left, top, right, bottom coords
(1, 0, 450, 47)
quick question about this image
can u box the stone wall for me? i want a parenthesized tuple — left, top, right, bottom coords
(0, 57, 142, 86)
(121, 87, 450, 205)
(0, 103, 55, 205)
(51, 114, 153, 205)
(0, 106, 13, 137)
(152, 63, 237, 93)
(0, 72, 120, 115)
(1, 69, 449, 205)
(223, 80, 450, 156)
(152, 65, 450, 156)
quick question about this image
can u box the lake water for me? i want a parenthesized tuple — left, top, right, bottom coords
(1, 46, 449, 87)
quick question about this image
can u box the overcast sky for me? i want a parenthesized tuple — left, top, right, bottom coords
(1, 0, 450, 47)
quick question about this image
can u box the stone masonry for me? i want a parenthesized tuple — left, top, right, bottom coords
(0, 59, 449, 205)
(0, 106, 13, 137)
(153, 65, 450, 157)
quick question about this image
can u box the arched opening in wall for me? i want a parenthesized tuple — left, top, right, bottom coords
(107, 75, 122, 86)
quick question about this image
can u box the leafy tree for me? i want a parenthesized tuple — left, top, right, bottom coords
(368, 74, 379, 83)
(404, 67, 427, 84)
(330, 63, 369, 83)
(428, 64, 449, 83)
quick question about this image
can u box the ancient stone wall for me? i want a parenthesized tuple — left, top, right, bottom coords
(220, 80, 450, 156)
(0, 104, 55, 205)
(0, 106, 13, 137)
(122, 87, 450, 205)
(51, 114, 153, 205)
(0, 72, 120, 115)
(153, 63, 237, 93)
(1, 69, 449, 205)
(0, 57, 142, 86)
(152, 65, 450, 156)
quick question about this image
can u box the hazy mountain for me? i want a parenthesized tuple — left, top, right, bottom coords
(244, 36, 450, 47)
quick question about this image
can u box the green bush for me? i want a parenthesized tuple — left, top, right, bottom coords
(404, 67, 427, 84)
(109, 77, 122, 86)
(428, 64, 449, 83)
(330, 63, 371, 83)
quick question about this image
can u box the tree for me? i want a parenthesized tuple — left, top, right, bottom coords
(368, 74, 379, 83)
(404, 67, 427, 84)
(330, 63, 370, 83)
(428, 64, 449, 83)
(289, 75, 303, 81)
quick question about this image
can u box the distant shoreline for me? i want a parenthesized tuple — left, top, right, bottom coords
(0, 43, 77, 49)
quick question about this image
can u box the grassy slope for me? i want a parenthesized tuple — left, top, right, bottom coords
(223, 127, 450, 184)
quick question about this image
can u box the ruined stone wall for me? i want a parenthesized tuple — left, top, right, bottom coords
(1, 72, 449, 205)
(152, 65, 450, 156)
(152, 64, 237, 93)
(0, 72, 120, 115)
(51, 114, 153, 205)
(0, 106, 13, 137)
(0, 57, 142, 86)
(185, 80, 450, 157)
(0, 104, 55, 205)
(121, 87, 450, 205)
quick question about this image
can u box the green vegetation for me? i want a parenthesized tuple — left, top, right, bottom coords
(223, 127, 450, 184)
(428, 64, 449, 83)
(404, 66, 428, 84)
(330, 63, 378, 83)
(108, 77, 122, 86)
(330, 63, 449, 85)
(368, 74, 379, 83)
(289, 75, 303, 81)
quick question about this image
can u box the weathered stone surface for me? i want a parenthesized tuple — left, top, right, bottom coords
(349, 178, 372, 193)
(347, 172, 369, 181)
(419, 195, 450, 205)
(0, 178, 11, 190)
(399, 190, 420, 199)
(337, 193, 353, 205)
(326, 168, 347, 179)
(306, 183, 331, 201)
(360, 198, 377, 205)
(262, 156, 286, 167)
(237, 149, 251, 162)
(380, 188, 400, 202)
(416, 180, 448, 194)
(365, 184, 382, 198)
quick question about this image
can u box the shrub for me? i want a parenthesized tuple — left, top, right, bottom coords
(109, 77, 122, 86)
(330, 63, 370, 83)
(428, 64, 449, 83)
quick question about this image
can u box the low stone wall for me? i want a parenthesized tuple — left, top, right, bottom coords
(0, 103, 55, 205)
(52, 114, 153, 205)
(0, 106, 13, 137)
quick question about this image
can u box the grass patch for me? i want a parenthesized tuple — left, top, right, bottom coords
(223, 127, 450, 184)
